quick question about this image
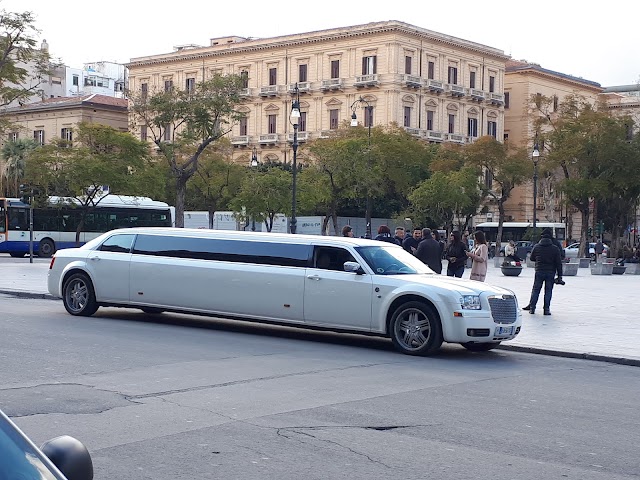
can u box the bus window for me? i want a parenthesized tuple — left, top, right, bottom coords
(8, 208, 28, 230)
(0, 205, 6, 233)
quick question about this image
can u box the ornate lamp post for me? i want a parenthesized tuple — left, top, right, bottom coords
(532, 138, 540, 234)
(250, 146, 258, 231)
(289, 84, 301, 234)
(350, 96, 373, 239)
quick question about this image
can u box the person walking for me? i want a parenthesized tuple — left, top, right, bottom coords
(444, 231, 468, 278)
(522, 229, 563, 315)
(415, 228, 442, 273)
(433, 230, 445, 260)
(402, 228, 422, 254)
(374, 225, 400, 245)
(342, 225, 354, 237)
(595, 238, 604, 263)
(466, 231, 488, 282)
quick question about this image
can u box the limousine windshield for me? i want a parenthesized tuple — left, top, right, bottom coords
(355, 245, 433, 275)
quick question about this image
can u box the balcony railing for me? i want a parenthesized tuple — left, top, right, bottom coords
(288, 131, 309, 142)
(289, 82, 310, 93)
(425, 130, 444, 142)
(425, 80, 444, 92)
(319, 130, 335, 138)
(238, 88, 250, 97)
(231, 135, 249, 145)
(354, 74, 379, 87)
(320, 79, 343, 90)
(447, 133, 466, 143)
(403, 75, 422, 88)
(404, 127, 423, 137)
(469, 89, 486, 101)
(259, 133, 279, 144)
(489, 93, 505, 105)
(259, 85, 280, 97)
(446, 84, 465, 97)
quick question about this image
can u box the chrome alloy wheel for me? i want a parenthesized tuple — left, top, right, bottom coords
(65, 277, 89, 314)
(394, 307, 432, 352)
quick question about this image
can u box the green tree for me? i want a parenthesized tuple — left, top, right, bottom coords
(230, 168, 291, 232)
(187, 140, 246, 227)
(464, 135, 530, 254)
(1, 138, 35, 196)
(128, 74, 245, 227)
(24, 123, 159, 244)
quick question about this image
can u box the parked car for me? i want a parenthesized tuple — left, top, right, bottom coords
(0, 409, 93, 480)
(565, 242, 609, 260)
(48, 228, 522, 356)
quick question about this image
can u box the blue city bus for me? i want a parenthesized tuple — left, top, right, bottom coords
(0, 195, 174, 258)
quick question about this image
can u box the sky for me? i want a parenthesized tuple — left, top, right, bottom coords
(7, 0, 640, 88)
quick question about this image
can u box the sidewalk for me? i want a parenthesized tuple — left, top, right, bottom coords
(1, 255, 638, 366)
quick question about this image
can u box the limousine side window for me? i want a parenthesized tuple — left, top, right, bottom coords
(131, 234, 311, 267)
(313, 246, 356, 272)
(99, 234, 136, 253)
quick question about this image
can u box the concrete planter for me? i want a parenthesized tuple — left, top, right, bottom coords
(562, 262, 579, 276)
(501, 266, 523, 277)
(624, 263, 640, 275)
(590, 263, 613, 275)
(579, 258, 591, 268)
(612, 265, 626, 275)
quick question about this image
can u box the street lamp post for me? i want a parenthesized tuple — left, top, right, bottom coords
(532, 139, 540, 235)
(250, 146, 258, 231)
(289, 83, 301, 234)
(350, 96, 372, 239)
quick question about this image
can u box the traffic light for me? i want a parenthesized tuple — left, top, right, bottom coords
(597, 221, 605, 235)
(587, 227, 592, 237)
(19, 184, 31, 204)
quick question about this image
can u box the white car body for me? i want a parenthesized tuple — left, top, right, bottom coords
(565, 242, 609, 259)
(47, 228, 522, 355)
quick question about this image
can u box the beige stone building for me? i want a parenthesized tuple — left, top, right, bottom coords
(126, 20, 509, 165)
(3, 94, 128, 145)
(500, 61, 603, 240)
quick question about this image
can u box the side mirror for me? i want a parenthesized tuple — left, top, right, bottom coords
(344, 261, 365, 275)
(41, 435, 93, 480)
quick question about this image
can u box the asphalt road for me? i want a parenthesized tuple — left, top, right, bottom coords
(2, 296, 639, 480)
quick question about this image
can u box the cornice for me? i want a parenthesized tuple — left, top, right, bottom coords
(127, 21, 509, 69)
(506, 66, 602, 93)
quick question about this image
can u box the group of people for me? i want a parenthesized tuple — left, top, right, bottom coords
(343, 224, 490, 282)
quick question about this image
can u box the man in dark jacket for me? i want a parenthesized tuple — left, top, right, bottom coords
(402, 228, 422, 254)
(523, 230, 563, 315)
(415, 228, 442, 273)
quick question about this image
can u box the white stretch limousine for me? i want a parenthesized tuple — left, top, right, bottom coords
(47, 228, 522, 355)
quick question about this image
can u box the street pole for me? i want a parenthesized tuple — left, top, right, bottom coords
(29, 197, 34, 264)
(290, 83, 300, 234)
(532, 140, 540, 237)
(350, 96, 373, 239)
(250, 147, 258, 232)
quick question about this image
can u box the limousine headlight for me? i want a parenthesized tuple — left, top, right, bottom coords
(460, 295, 481, 310)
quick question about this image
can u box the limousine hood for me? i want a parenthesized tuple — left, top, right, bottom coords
(389, 273, 513, 296)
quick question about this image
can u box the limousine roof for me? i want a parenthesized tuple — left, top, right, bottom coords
(109, 227, 395, 248)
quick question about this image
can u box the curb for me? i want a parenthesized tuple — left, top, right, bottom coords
(2, 287, 639, 368)
(497, 344, 640, 367)
(0, 289, 57, 301)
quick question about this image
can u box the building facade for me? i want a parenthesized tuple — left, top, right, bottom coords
(126, 21, 509, 165)
(66, 61, 128, 98)
(500, 60, 603, 239)
(3, 94, 128, 146)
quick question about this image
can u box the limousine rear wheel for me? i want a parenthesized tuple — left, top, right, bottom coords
(63, 273, 98, 317)
(389, 301, 443, 355)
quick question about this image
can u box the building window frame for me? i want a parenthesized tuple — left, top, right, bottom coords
(239, 117, 248, 136)
(427, 61, 435, 80)
(33, 129, 45, 146)
(405, 56, 412, 75)
(468, 117, 478, 137)
(487, 120, 497, 138)
(268, 114, 277, 134)
(448, 66, 458, 85)
(329, 109, 339, 130)
(403, 106, 412, 128)
(362, 55, 377, 75)
(330, 60, 340, 79)
(448, 114, 455, 134)
(269, 67, 277, 86)
(299, 64, 307, 83)
(426, 110, 434, 131)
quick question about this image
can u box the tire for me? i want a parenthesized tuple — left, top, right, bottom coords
(389, 301, 443, 356)
(38, 238, 56, 258)
(9, 252, 26, 258)
(62, 272, 98, 316)
(141, 307, 164, 315)
(462, 342, 501, 352)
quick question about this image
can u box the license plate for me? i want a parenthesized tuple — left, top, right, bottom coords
(495, 326, 514, 336)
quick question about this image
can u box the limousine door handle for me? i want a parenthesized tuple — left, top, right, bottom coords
(306, 274, 322, 281)
(90, 255, 101, 261)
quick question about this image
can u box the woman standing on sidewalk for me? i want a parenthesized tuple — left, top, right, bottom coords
(444, 231, 468, 278)
(466, 231, 488, 282)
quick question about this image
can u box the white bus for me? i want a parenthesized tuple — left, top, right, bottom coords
(0, 195, 174, 258)
(475, 222, 566, 244)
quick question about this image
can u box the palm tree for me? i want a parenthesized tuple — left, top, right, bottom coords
(1, 139, 36, 197)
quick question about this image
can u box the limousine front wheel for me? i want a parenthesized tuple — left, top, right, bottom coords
(389, 301, 443, 355)
(63, 273, 98, 317)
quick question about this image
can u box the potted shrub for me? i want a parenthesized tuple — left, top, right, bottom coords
(500, 259, 523, 276)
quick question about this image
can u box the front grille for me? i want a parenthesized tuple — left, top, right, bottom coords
(488, 295, 517, 324)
